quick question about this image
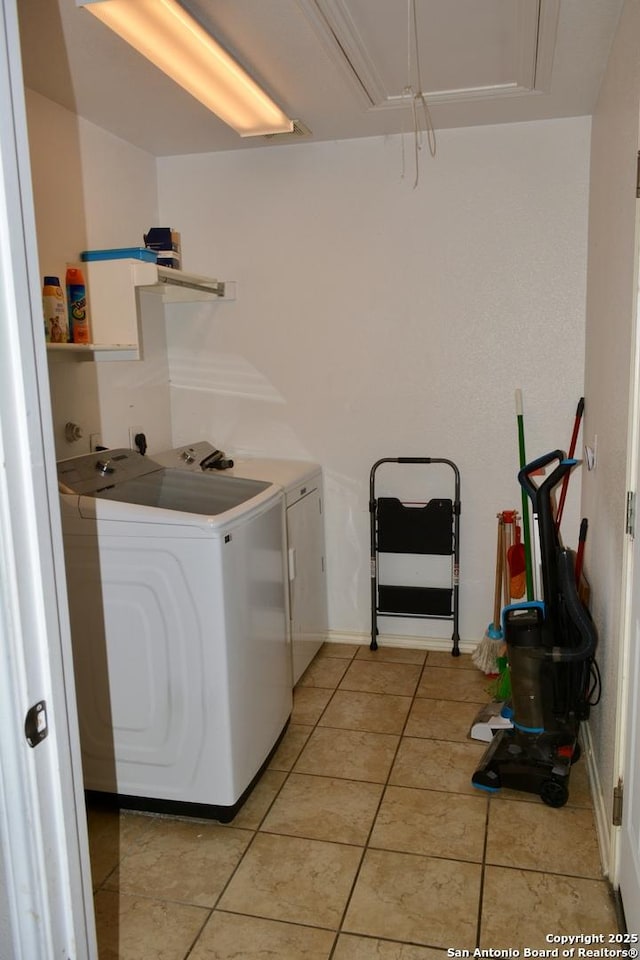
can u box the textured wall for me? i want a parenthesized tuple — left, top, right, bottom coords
(158, 119, 591, 643)
(25, 90, 172, 459)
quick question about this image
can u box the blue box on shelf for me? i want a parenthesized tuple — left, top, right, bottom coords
(80, 247, 158, 263)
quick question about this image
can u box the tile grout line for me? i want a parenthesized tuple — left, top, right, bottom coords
(329, 647, 489, 954)
(282, 648, 489, 955)
(325, 647, 424, 959)
(178, 643, 361, 957)
(182, 906, 215, 960)
(188, 645, 360, 955)
(287, 644, 360, 960)
(199, 652, 356, 916)
(475, 792, 493, 949)
(327, 647, 435, 954)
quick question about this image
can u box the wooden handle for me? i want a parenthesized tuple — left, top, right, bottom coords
(502, 515, 511, 606)
(493, 517, 504, 629)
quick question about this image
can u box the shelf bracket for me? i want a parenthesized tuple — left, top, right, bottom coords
(157, 274, 225, 298)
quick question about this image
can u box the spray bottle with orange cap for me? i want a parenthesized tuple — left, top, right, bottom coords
(66, 265, 91, 344)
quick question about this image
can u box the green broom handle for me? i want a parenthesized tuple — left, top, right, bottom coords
(516, 389, 534, 601)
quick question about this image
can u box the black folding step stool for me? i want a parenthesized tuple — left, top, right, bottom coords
(369, 457, 461, 656)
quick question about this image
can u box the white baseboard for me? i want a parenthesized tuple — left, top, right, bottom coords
(581, 719, 613, 878)
(326, 628, 477, 656)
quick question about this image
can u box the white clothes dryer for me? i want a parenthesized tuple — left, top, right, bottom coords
(154, 443, 328, 682)
(58, 449, 291, 821)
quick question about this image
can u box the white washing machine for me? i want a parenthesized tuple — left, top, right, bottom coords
(57, 448, 291, 821)
(154, 442, 328, 683)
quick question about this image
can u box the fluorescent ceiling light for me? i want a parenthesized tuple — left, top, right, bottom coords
(78, 0, 293, 137)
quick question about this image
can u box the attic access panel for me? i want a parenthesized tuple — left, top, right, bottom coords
(306, 0, 558, 109)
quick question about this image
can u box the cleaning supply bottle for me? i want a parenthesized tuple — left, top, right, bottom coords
(66, 265, 91, 344)
(42, 276, 68, 343)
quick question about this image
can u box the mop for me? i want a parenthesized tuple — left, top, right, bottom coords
(472, 514, 505, 675)
(470, 514, 513, 738)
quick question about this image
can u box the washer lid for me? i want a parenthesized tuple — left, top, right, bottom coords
(93, 468, 270, 515)
(229, 458, 320, 492)
(151, 443, 322, 499)
(57, 448, 159, 495)
(58, 448, 279, 526)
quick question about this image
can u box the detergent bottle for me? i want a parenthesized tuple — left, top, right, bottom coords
(66, 265, 91, 344)
(42, 276, 68, 343)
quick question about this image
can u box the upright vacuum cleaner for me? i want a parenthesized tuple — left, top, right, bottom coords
(472, 450, 598, 807)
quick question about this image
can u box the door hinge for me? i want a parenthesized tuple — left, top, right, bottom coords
(626, 490, 636, 538)
(637, 152, 640, 198)
(613, 778, 624, 826)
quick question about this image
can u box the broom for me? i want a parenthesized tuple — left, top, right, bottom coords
(555, 398, 585, 533)
(472, 514, 505, 675)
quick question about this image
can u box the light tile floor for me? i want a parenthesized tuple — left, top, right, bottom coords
(88, 643, 620, 959)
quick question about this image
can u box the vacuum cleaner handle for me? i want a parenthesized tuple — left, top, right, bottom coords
(519, 451, 579, 610)
(518, 450, 574, 507)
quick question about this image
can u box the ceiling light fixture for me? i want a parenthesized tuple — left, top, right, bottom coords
(77, 0, 293, 137)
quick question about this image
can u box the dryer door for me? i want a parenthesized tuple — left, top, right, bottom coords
(287, 486, 328, 683)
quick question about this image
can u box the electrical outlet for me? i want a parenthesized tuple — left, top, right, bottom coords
(128, 425, 147, 453)
(89, 433, 102, 452)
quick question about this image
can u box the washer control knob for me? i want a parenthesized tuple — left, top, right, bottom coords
(95, 459, 114, 476)
(181, 448, 196, 464)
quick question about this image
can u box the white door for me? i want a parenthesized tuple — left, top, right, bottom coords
(617, 554, 640, 929)
(0, 0, 97, 955)
(616, 196, 640, 931)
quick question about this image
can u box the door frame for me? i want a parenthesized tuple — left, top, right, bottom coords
(610, 180, 640, 923)
(0, 0, 97, 954)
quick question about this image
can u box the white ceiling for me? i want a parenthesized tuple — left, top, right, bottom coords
(18, 0, 625, 157)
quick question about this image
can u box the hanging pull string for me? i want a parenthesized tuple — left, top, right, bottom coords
(411, 0, 436, 159)
(402, 0, 436, 187)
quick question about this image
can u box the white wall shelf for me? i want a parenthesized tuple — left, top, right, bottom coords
(45, 259, 235, 362)
(46, 342, 138, 362)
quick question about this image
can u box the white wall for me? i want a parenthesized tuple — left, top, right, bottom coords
(23, 90, 594, 649)
(582, 0, 640, 872)
(158, 119, 591, 643)
(25, 90, 172, 459)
